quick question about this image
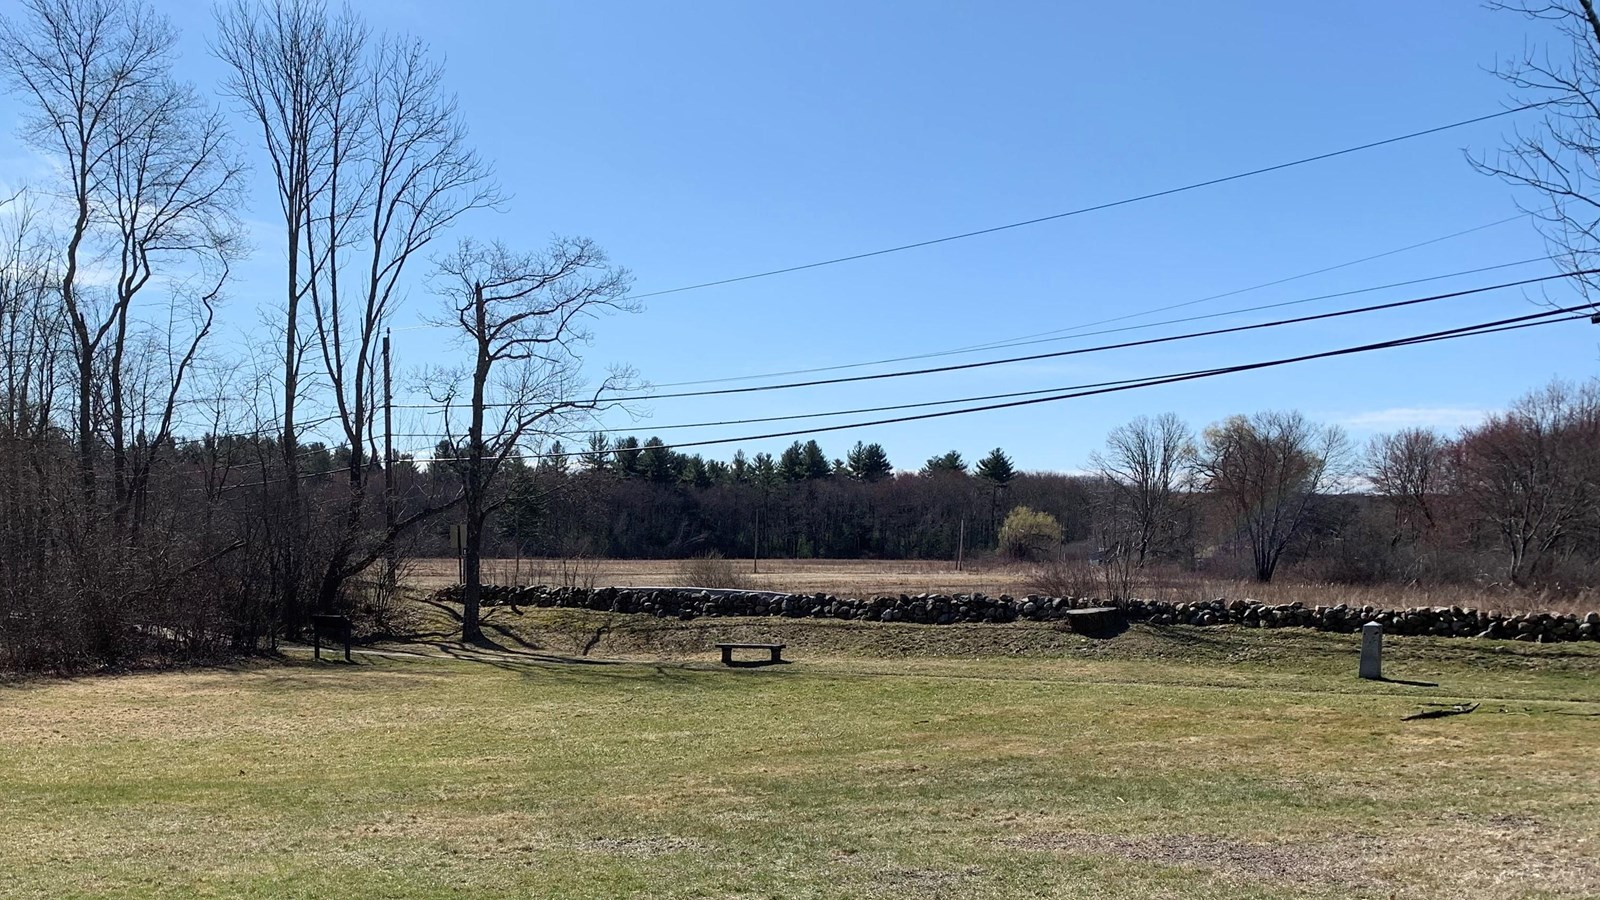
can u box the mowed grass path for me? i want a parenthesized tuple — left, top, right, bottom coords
(2, 621, 1598, 899)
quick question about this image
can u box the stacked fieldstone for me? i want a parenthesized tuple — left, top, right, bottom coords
(431, 584, 1600, 644)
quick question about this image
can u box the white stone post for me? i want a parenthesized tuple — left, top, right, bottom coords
(1360, 621, 1383, 680)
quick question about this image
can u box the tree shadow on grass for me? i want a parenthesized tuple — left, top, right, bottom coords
(1374, 676, 1441, 688)
(459, 631, 611, 665)
(415, 597, 462, 623)
(480, 621, 547, 653)
(425, 642, 712, 686)
(1063, 619, 1129, 640)
(720, 658, 793, 669)
(1141, 625, 1264, 653)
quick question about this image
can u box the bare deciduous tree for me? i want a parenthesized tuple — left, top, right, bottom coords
(216, 0, 499, 615)
(430, 236, 637, 642)
(102, 84, 244, 533)
(1366, 427, 1446, 541)
(215, 0, 365, 618)
(0, 197, 65, 615)
(1451, 379, 1600, 584)
(1089, 413, 1197, 568)
(1, 0, 242, 514)
(0, 0, 250, 665)
(1477, 1, 1600, 312)
(1199, 411, 1351, 582)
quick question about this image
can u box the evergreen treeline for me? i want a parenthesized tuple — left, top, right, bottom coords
(485, 441, 1078, 560)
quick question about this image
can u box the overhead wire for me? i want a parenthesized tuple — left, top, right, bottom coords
(407, 307, 1594, 463)
(649, 213, 1539, 388)
(627, 102, 1550, 301)
(375, 262, 1544, 437)
(204, 305, 1593, 489)
(386, 373, 1191, 438)
(914, 258, 1551, 355)
(939, 216, 1544, 354)
(388, 269, 1597, 408)
(82, 102, 1586, 491)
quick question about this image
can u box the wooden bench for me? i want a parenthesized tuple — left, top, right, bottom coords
(716, 642, 785, 666)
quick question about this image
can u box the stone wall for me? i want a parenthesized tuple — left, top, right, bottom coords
(430, 584, 1600, 643)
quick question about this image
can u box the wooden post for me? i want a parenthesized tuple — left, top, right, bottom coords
(956, 517, 966, 572)
(382, 330, 396, 593)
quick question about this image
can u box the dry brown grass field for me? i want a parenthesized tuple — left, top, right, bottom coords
(408, 557, 1017, 596)
(406, 557, 1599, 616)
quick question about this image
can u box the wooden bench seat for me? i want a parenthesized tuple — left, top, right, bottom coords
(715, 642, 785, 665)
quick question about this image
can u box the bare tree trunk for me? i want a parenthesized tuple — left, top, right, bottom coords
(430, 240, 638, 643)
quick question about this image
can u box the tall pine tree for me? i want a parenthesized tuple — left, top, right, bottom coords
(975, 447, 1016, 545)
(847, 441, 893, 481)
(975, 448, 1015, 485)
(921, 450, 967, 476)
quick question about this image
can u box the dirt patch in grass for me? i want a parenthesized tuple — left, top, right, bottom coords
(1009, 820, 1600, 898)
(870, 864, 984, 896)
(1402, 814, 1600, 897)
(1005, 830, 1382, 889)
(574, 836, 705, 857)
(833, 852, 986, 898)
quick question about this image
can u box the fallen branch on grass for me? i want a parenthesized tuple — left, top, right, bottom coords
(1402, 703, 1479, 721)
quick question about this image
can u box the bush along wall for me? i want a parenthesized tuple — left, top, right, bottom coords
(429, 584, 1600, 643)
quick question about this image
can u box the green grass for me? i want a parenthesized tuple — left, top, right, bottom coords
(2, 617, 1598, 899)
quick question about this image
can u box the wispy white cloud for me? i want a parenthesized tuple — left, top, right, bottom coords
(1336, 407, 1492, 432)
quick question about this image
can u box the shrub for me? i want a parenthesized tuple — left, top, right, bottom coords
(674, 551, 754, 589)
(1025, 558, 1102, 599)
(999, 506, 1064, 560)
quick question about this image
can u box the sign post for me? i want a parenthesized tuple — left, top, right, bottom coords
(449, 524, 466, 584)
(1360, 622, 1383, 680)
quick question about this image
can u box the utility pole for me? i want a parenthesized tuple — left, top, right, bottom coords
(383, 329, 396, 594)
(460, 282, 489, 643)
(752, 504, 761, 575)
(956, 516, 966, 572)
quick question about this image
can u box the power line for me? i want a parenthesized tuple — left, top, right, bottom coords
(942, 216, 1540, 355)
(915, 258, 1551, 356)
(395, 312, 1584, 455)
(390, 269, 1597, 409)
(628, 103, 1549, 300)
(410, 307, 1591, 463)
(387, 372, 1188, 438)
(212, 306, 1591, 487)
(650, 251, 1546, 388)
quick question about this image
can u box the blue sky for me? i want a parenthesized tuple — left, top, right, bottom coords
(3, 1, 1597, 472)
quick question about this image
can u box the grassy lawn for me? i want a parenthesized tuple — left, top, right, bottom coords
(2, 618, 1598, 899)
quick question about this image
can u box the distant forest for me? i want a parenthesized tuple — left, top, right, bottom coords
(463, 441, 1086, 561)
(440, 379, 1600, 592)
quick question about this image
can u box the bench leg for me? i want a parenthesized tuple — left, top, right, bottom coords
(769, 648, 782, 663)
(721, 646, 733, 666)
